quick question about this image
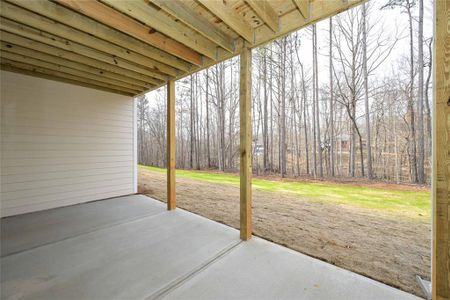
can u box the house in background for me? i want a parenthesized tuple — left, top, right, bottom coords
(0, 0, 448, 299)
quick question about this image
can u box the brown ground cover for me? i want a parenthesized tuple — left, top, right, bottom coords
(138, 168, 431, 298)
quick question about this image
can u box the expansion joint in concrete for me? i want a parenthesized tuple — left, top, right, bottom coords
(148, 240, 243, 300)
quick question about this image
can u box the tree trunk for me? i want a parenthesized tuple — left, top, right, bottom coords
(417, 0, 425, 183)
(313, 25, 323, 177)
(280, 38, 287, 177)
(362, 4, 373, 179)
(312, 25, 317, 178)
(206, 69, 211, 168)
(263, 49, 269, 173)
(407, 2, 418, 183)
(190, 75, 194, 169)
(329, 17, 335, 177)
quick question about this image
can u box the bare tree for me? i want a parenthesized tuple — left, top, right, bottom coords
(362, 3, 373, 179)
(329, 17, 335, 177)
(417, 0, 425, 183)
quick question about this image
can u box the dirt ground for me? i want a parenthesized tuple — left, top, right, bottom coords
(138, 168, 431, 298)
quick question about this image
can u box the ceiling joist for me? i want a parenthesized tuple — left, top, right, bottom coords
(197, 0, 254, 44)
(3, 0, 184, 76)
(0, 25, 160, 87)
(245, 0, 279, 32)
(101, 0, 218, 61)
(0, 60, 136, 96)
(150, 0, 235, 53)
(0, 0, 364, 96)
(0, 43, 150, 91)
(0, 52, 144, 94)
(54, 0, 199, 68)
(293, 0, 310, 19)
(0, 2, 169, 82)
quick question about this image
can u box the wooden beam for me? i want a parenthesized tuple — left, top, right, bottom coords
(102, 0, 218, 60)
(55, 0, 199, 68)
(239, 46, 252, 241)
(0, 50, 144, 94)
(150, 0, 235, 52)
(198, 0, 254, 43)
(3, 0, 182, 75)
(292, 0, 310, 19)
(432, 0, 450, 298)
(134, 0, 365, 94)
(0, 28, 161, 87)
(254, 0, 361, 48)
(0, 61, 135, 96)
(167, 80, 176, 210)
(149, 1, 363, 92)
(0, 42, 150, 90)
(245, 0, 279, 32)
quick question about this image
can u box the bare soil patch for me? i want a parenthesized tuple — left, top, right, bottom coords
(139, 168, 431, 298)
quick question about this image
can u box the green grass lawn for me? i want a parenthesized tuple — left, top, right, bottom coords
(140, 165, 431, 220)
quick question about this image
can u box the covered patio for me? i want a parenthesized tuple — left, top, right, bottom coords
(0, 0, 448, 299)
(1, 195, 420, 300)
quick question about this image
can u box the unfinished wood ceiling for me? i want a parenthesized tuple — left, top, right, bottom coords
(0, 0, 363, 96)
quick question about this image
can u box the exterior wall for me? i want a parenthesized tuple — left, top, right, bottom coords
(1, 71, 137, 217)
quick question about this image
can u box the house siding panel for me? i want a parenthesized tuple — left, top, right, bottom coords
(1, 71, 136, 217)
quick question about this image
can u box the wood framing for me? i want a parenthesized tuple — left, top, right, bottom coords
(0, 52, 143, 94)
(293, 0, 310, 19)
(102, 0, 218, 60)
(0, 24, 160, 86)
(148, 0, 363, 93)
(432, 0, 450, 299)
(54, 0, 198, 68)
(0, 41, 151, 90)
(0, 3, 169, 81)
(0, 63, 134, 96)
(3, 0, 179, 77)
(239, 46, 252, 241)
(167, 80, 176, 211)
(150, 0, 235, 53)
(197, 0, 254, 43)
(245, 0, 278, 32)
(0, 0, 364, 97)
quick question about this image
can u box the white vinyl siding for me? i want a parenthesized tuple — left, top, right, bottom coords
(1, 71, 136, 217)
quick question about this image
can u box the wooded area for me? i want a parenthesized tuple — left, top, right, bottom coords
(138, 0, 432, 184)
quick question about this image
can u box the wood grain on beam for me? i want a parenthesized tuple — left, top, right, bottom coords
(432, 0, 450, 298)
(239, 46, 252, 241)
(0, 56, 141, 94)
(0, 46, 147, 92)
(167, 80, 176, 211)
(0, 60, 135, 96)
(254, 0, 361, 47)
(198, 0, 254, 43)
(55, 0, 199, 68)
(0, 28, 161, 86)
(149, 0, 363, 94)
(102, 0, 217, 60)
(3, 0, 181, 76)
(293, 0, 309, 19)
(150, 0, 234, 52)
(245, 0, 278, 32)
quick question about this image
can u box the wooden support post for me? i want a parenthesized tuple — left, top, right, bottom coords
(167, 80, 176, 210)
(432, 1, 449, 299)
(239, 46, 252, 240)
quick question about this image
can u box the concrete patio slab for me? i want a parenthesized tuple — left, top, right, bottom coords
(1, 203, 238, 300)
(1, 194, 164, 256)
(0, 195, 421, 300)
(164, 236, 422, 300)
